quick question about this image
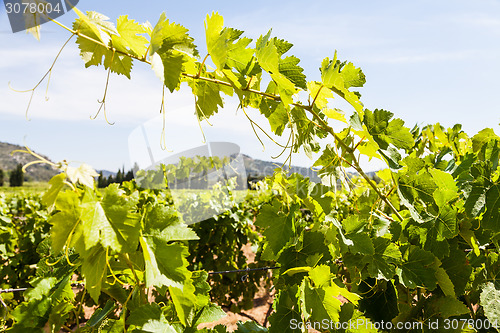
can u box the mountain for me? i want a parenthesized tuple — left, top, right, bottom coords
(241, 154, 322, 183)
(0, 142, 59, 182)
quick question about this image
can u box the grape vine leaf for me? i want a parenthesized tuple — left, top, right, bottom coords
(63, 163, 99, 188)
(426, 295, 469, 319)
(169, 283, 197, 326)
(49, 190, 83, 253)
(127, 303, 163, 328)
(308, 81, 333, 110)
(73, 10, 116, 67)
(300, 278, 342, 323)
(73, 10, 133, 77)
(482, 183, 500, 230)
(144, 205, 199, 242)
(81, 245, 107, 302)
(363, 237, 402, 280)
(140, 236, 191, 290)
(81, 185, 141, 253)
(279, 55, 307, 90)
(255, 202, 293, 257)
(440, 245, 472, 296)
(112, 15, 148, 57)
(320, 53, 364, 114)
(192, 79, 224, 119)
(42, 173, 66, 211)
(255, 31, 296, 105)
(268, 286, 301, 333)
(398, 246, 438, 290)
(362, 109, 413, 151)
(150, 13, 197, 92)
(205, 12, 229, 70)
(480, 282, 500, 326)
(472, 128, 499, 152)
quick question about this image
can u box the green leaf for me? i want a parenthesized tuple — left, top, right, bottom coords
(427, 295, 469, 319)
(127, 304, 162, 328)
(472, 128, 499, 152)
(150, 13, 197, 91)
(480, 282, 500, 326)
(398, 246, 438, 289)
(346, 233, 374, 255)
(358, 278, 398, 323)
(300, 278, 342, 322)
(85, 300, 116, 327)
(141, 320, 177, 333)
(63, 163, 99, 188)
(140, 236, 191, 289)
(320, 54, 364, 114)
(431, 257, 455, 297)
(363, 109, 413, 151)
(81, 245, 107, 302)
(42, 173, 66, 211)
(49, 190, 83, 253)
(429, 169, 458, 207)
(483, 183, 500, 230)
(193, 79, 224, 119)
(112, 15, 148, 57)
(255, 202, 293, 257)
(364, 237, 402, 280)
(145, 205, 198, 242)
(308, 265, 331, 288)
(169, 283, 197, 326)
(279, 56, 306, 89)
(73, 10, 133, 77)
(193, 304, 227, 328)
(81, 185, 141, 253)
(283, 266, 311, 276)
(340, 62, 366, 88)
(205, 12, 228, 70)
(268, 286, 301, 333)
(73, 10, 117, 68)
(440, 246, 472, 296)
(255, 30, 279, 74)
(103, 50, 133, 78)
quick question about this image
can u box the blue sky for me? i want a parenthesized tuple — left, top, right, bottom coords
(1, 0, 500, 172)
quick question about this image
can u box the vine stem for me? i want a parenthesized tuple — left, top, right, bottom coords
(306, 107, 404, 221)
(49, 16, 403, 221)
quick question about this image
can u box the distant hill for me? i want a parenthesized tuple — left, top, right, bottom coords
(242, 154, 322, 183)
(0, 141, 376, 185)
(0, 142, 59, 182)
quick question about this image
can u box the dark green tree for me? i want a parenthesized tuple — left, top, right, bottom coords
(115, 167, 124, 184)
(0, 168, 4, 187)
(9, 164, 24, 187)
(125, 169, 134, 181)
(97, 171, 107, 188)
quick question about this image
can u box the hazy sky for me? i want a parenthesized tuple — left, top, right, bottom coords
(1, 0, 499, 172)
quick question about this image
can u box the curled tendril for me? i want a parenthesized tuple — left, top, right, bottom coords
(91, 51, 115, 125)
(8, 34, 75, 120)
(105, 248, 128, 286)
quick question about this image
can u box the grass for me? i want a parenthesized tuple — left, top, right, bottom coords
(0, 182, 50, 196)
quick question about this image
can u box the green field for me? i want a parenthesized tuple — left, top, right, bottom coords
(0, 182, 50, 195)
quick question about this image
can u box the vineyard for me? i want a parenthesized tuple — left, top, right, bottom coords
(0, 6, 499, 333)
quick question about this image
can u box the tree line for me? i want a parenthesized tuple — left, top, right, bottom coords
(0, 164, 24, 187)
(96, 167, 135, 188)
